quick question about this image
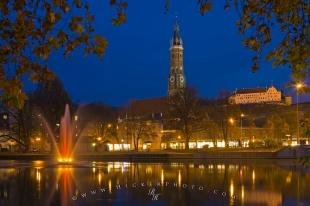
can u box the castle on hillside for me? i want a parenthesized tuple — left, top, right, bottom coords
(228, 86, 292, 105)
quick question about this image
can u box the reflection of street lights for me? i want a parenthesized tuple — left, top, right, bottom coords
(295, 82, 303, 145)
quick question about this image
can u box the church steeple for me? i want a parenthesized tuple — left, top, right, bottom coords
(171, 21, 182, 46)
(168, 20, 186, 97)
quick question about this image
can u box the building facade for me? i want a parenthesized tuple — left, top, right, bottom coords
(168, 21, 186, 97)
(228, 86, 289, 105)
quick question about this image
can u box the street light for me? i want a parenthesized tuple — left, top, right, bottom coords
(295, 82, 303, 145)
(240, 113, 245, 147)
(228, 118, 235, 147)
(228, 118, 235, 145)
(229, 118, 235, 125)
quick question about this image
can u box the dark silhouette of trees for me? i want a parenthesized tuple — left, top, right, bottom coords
(121, 117, 158, 151)
(31, 77, 72, 130)
(0, 77, 72, 151)
(0, 101, 34, 151)
(168, 87, 200, 150)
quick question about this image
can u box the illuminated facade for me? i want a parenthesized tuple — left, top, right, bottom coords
(228, 86, 285, 105)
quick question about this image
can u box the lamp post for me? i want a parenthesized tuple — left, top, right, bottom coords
(240, 113, 245, 147)
(229, 118, 235, 147)
(295, 83, 303, 146)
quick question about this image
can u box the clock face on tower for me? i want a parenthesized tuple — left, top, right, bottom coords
(179, 76, 184, 83)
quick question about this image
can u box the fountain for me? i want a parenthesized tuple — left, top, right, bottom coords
(40, 104, 81, 164)
(57, 104, 73, 163)
(57, 104, 74, 163)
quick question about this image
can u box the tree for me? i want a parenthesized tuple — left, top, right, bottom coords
(0, 0, 127, 108)
(168, 87, 199, 150)
(31, 77, 72, 130)
(227, 0, 309, 81)
(88, 122, 119, 152)
(264, 113, 288, 147)
(301, 119, 310, 140)
(205, 103, 241, 147)
(0, 100, 35, 152)
(67, 102, 118, 151)
(0, 77, 73, 152)
(200, 116, 221, 148)
(122, 118, 157, 151)
(105, 123, 121, 146)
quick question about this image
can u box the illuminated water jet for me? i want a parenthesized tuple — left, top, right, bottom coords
(58, 104, 74, 164)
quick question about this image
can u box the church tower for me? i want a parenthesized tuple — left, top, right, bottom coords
(168, 21, 186, 97)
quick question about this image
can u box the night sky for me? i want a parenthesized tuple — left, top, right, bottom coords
(47, 1, 308, 106)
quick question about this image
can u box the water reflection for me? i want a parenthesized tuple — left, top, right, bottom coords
(58, 167, 74, 206)
(0, 161, 309, 205)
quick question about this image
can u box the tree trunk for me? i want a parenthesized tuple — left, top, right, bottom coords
(185, 135, 190, 150)
(134, 137, 139, 151)
(221, 121, 228, 148)
(184, 123, 190, 150)
(213, 137, 217, 148)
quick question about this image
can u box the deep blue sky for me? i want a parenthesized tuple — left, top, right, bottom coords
(47, 0, 308, 106)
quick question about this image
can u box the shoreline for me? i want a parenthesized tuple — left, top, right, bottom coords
(0, 147, 309, 161)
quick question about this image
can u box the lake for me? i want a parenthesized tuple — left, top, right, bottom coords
(0, 160, 309, 206)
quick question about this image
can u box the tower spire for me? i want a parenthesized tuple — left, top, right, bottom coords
(171, 17, 182, 46)
(168, 20, 185, 97)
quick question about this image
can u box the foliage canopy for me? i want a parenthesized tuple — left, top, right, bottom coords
(0, 0, 127, 108)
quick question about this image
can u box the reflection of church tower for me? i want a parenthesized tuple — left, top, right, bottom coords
(168, 21, 186, 97)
